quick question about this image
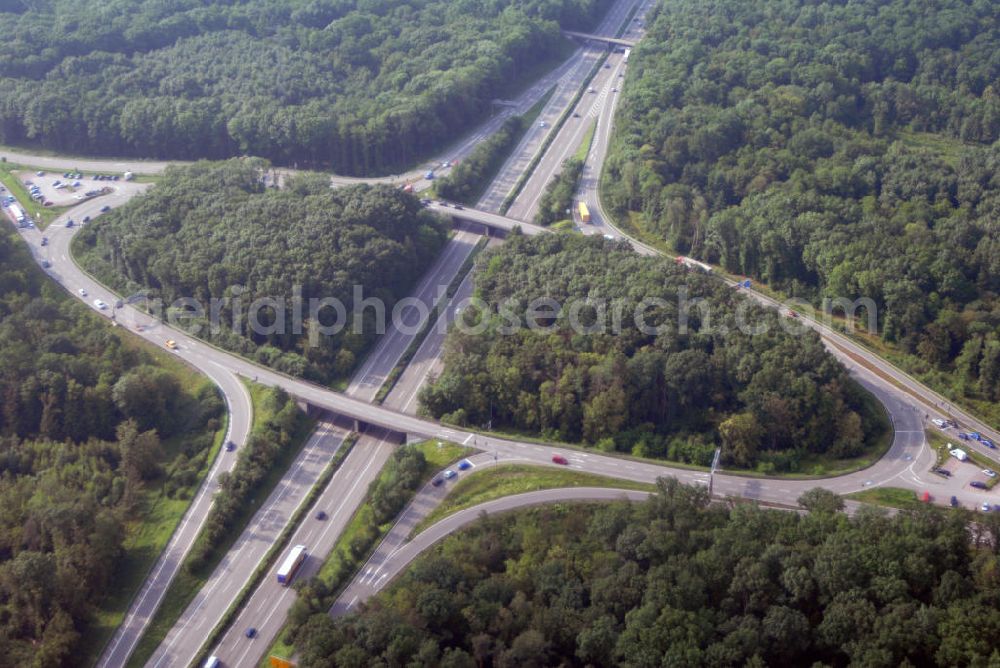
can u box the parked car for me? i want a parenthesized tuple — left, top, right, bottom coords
(970, 481, 988, 490)
(457, 459, 472, 471)
(982, 502, 992, 512)
(983, 469, 997, 478)
(443, 469, 456, 480)
(931, 467, 951, 477)
(431, 477, 444, 487)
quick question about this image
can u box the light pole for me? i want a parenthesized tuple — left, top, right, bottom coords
(709, 447, 721, 498)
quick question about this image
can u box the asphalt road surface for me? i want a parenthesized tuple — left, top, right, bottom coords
(479, 0, 644, 215)
(147, 224, 483, 666)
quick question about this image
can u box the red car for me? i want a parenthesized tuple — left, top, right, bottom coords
(551, 455, 568, 465)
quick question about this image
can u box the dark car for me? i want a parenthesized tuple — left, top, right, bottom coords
(431, 477, 444, 487)
(454, 204, 464, 210)
(100, 205, 111, 212)
(245, 627, 257, 639)
(950, 496, 959, 507)
(82, 216, 91, 223)
(931, 467, 952, 477)
(551, 454, 569, 465)
(970, 481, 988, 490)
(315, 510, 327, 521)
(225, 441, 236, 452)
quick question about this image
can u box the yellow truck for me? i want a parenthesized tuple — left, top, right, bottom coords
(578, 201, 591, 223)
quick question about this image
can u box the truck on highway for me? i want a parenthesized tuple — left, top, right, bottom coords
(578, 201, 591, 223)
(277, 544, 307, 585)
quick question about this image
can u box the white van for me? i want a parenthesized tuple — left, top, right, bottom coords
(950, 448, 968, 462)
(203, 657, 220, 668)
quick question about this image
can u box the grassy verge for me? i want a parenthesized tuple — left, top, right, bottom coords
(190, 432, 359, 668)
(412, 463, 655, 536)
(374, 236, 488, 404)
(80, 332, 229, 665)
(574, 120, 598, 162)
(124, 382, 316, 668)
(259, 440, 472, 666)
(847, 487, 924, 510)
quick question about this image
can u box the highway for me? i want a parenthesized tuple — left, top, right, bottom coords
(4, 0, 1000, 662)
(145, 224, 484, 666)
(476, 0, 642, 212)
(201, 239, 487, 667)
(0, 183, 253, 668)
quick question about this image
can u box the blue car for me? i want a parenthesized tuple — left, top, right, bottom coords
(984, 440, 996, 449)
(457, 459, 472, 471)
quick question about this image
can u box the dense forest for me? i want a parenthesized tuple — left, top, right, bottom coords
(603, 0, 1000, 406)
(75, 160, 450, 385)
(293, 480, 1000, 667)
(0, 227, 223, 663)
(419, 235, 884, 471)
(0, 0, 612, 174)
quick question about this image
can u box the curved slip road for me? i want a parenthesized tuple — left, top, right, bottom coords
(1, 185, 255, 668)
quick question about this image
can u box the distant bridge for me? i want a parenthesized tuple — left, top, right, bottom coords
(562, 30, 637, 48)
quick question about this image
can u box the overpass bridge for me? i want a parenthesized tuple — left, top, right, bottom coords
(562, 30, 637, 48)
(425, 201, 548, 238)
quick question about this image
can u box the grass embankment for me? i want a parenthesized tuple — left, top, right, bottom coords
(412, 464, 655, 536)
(125, 382, 316, 668)
(79, 331, 228, 665)
(847, 487, 924, 510)
(260, 440, 472, 666)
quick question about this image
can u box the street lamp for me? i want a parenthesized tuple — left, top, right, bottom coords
(709, 447, 721, 498)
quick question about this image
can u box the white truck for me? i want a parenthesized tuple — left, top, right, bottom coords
(949, 447, 968, 462)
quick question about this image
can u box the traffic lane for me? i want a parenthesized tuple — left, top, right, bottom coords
(146, 423, 347, 668)
(211, 434, 395, 668)
(345, 230, 479, 401)
(333, 487, 653, 616)
(0, 148, 176, 175)
(509, 51, 628, 222)
(386, 266, 477, 415)
(476, 46, 603, 213)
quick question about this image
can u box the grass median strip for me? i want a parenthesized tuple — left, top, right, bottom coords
(411, 463, 655, 538)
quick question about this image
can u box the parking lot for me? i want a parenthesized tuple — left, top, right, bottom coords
(18, 170, 117, 207)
